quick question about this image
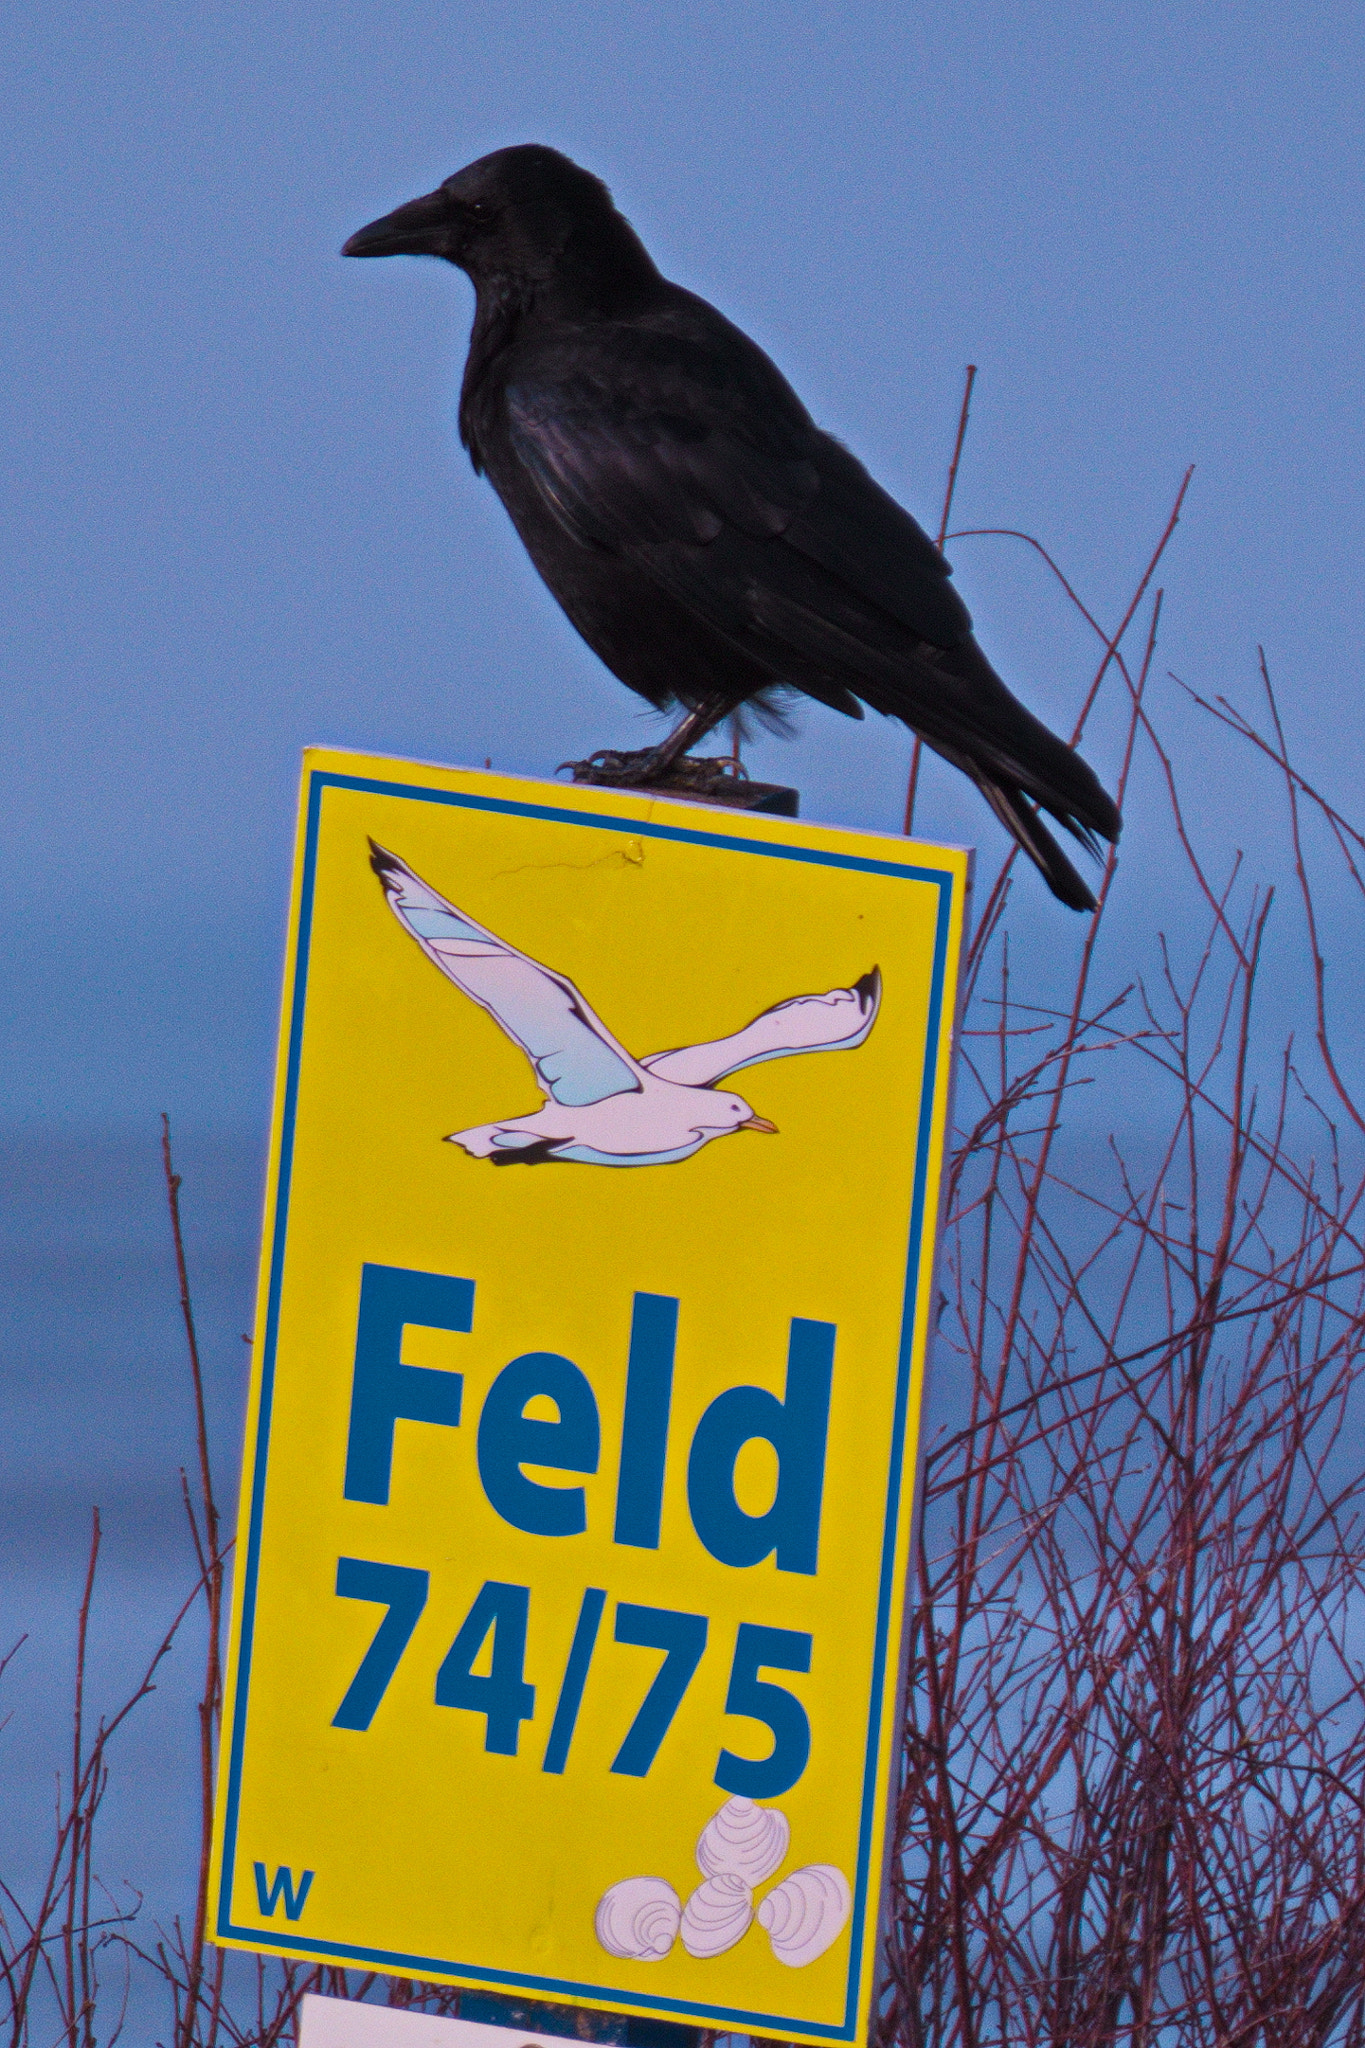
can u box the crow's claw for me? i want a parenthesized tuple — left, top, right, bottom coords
(561, 749, 750, 794)
(558, 746, 667, 785)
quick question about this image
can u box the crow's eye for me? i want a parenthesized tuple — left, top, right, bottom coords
(467, 200, 492, 222)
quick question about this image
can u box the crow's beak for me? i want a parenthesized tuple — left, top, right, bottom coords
(739, 1115, 778, 1134)
(342, 187, 454, 259)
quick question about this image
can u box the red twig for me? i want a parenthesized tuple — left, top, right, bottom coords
(160, 1117, 227, 2048)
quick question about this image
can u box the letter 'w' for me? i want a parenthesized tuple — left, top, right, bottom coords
(253, 1862, 315, 1920)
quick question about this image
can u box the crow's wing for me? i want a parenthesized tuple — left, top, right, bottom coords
(642, 969, 881, 1086)
(501, 303, 1116, 846)
(502, 296, 971, 649)
(369, 843, 644, 1106)
(637, 516, 1118, 843)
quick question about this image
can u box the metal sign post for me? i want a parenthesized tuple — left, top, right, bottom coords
(210, 751, 968, 2045)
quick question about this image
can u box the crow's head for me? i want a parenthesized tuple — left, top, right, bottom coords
(343, 144, 656, 301)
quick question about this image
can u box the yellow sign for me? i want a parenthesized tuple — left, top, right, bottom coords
(211, 749, 968, 2044)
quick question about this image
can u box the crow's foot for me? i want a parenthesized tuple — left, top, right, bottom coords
(562, 747, 749, 796)
(560, 748, 799, 815)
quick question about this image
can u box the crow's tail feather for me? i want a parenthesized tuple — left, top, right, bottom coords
(975, 777, 1107, 913)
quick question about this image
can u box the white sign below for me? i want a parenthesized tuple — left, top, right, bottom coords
(297, 1994, 591, 2048)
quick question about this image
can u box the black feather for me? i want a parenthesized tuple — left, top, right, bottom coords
(368, 837, 403, 886)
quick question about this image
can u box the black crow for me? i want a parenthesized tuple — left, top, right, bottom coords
(343, 145, 1120, 909)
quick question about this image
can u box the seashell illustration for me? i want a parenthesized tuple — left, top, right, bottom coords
(756, 1864, 852, 1968)
(695, 1794, 791, 1886)
(680, 1872, 754, 1959)
(594, 1876, 682, 1961)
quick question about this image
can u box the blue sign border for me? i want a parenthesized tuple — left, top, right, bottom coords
(215, 769, 958, 2040)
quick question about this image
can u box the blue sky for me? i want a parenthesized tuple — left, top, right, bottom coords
(4, 0, 1362, 1136)
(2, 1, 1363, 1994)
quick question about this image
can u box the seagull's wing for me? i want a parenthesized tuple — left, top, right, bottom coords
(369, 842, 645, 1107)
(642, 968, 882, 1086)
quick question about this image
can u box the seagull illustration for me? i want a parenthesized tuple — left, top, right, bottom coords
(369, 842, 881, 1167)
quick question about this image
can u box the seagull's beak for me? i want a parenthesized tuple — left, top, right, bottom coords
(739, 1115, 779, 1134)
